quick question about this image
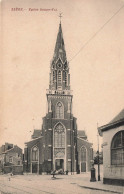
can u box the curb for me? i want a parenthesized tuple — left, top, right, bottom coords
(78, 185, 123, 194)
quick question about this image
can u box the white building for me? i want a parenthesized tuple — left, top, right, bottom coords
(98, 109, 124, 186)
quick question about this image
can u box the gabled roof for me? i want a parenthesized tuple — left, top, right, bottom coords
(25, 136, 43, 144)
(109, 109, 124, 124)
(5, 147, 14, 153)
(3, 145, 22, 153)
(98, 109, 124, 136)
(77, 137, 93, 147)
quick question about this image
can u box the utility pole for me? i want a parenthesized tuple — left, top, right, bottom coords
(32, 117, 35, 130)
(97, 123, 100, 181)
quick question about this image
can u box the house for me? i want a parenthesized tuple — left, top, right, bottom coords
(98, 109, 124, 186)
(0, 143, 23, 174)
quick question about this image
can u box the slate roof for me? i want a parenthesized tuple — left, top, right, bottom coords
(77, 130, 87, 140)
(32, 129, 42, 139)
(98, 109, 124, 135)
(52, 23, 67, 63)
(25, 136, 43, 144)
(109, 109, 124, 124)
(77, 137, 92, 147)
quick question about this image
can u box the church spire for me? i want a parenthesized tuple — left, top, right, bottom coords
(49, 20, 70, 91)
(52, 20, 67, 63)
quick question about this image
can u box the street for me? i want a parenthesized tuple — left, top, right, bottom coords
(0, 173, 123, 194)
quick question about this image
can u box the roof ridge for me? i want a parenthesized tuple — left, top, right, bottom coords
(25, 136, 43, 144)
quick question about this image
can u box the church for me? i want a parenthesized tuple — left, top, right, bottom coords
(24, 20, 93, 174)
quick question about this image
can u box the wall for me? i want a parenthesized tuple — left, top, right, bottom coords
(25, 137, 45, 173)
(5, 146, 23, 165)
(103, 125, 124, 180)
(4, 165, 23, 175)
(77, 137, 93, 172)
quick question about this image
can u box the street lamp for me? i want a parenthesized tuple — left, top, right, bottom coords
(25, 144, 28, 173)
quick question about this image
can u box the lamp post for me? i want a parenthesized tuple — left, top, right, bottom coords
(25, 144, 28, 173)
(97, 123, 100, 181)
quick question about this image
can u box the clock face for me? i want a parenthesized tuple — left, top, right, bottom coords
(57, 63, 62, 68)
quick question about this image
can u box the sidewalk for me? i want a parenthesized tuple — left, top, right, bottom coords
(73, 173, 124, 194)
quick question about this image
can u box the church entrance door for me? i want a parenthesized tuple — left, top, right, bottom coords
(55, 159, 64, 170)
(81, 162, 86, 172)
(32, 163, 38, 173)
(80, 146, 87, 173)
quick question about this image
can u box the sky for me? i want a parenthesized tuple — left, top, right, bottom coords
(0, 0, 124, 151)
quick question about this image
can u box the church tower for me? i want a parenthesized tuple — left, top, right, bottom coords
(42, 21, 78, 172)
(24, 19, 93, 174)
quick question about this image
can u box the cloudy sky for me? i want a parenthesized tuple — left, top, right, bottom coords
(1, 0, 124, 150)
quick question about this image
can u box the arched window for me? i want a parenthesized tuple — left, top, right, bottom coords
(53, 71, 55, 83)
(56, 102, 64, 119)
(111, 130, 124, 165)
(80, 146, 87, 172)
(65, 72, 67, 87)
(58, 70, 61, 83)
(32, 146, 38, 161)
(54, 123, 65, 148)
(81, 147, 86, 162)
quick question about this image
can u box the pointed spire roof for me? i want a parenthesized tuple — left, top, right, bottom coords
(53, 22, 67, 63)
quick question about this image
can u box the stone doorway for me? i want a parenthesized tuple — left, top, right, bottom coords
(81, 162, 86, 172)
(55, 159, 64, 170)
(32, 163, 38, 173)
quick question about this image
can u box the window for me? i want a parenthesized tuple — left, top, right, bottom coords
(53, 71, 55, 83)
(58, 70, 61, 83)
(64, 64, 67, 69)
(32, 146, 38, 161)
(111, 130, 124, 165)
(54, 124, 65, 148)
(17, 154, 20, 158)
(56, 102, 64, 119)
(65, 72, 67, 87)
(9, 156, 13, 163)
(81, 147, 86, 162)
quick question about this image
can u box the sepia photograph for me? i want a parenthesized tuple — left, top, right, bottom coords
(0, 0, 124, 193)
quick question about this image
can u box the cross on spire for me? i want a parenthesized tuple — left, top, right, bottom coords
(59, 12, 62, 23)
